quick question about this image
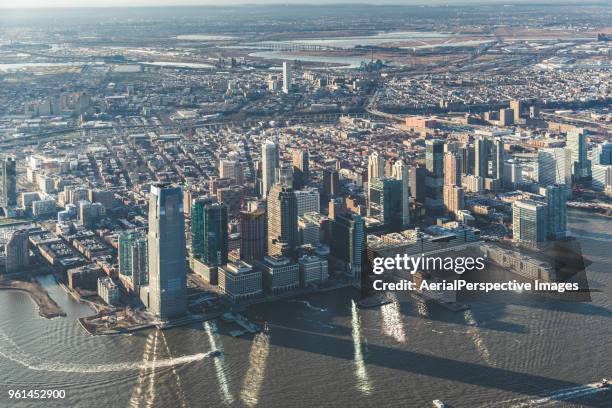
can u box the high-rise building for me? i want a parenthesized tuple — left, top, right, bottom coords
(391, 160, 410, 227)
(277, 161, 294, 188)
(282, 61, 291, 94)
(512, 200, 548, 244)
(409, 165, 426, 204)
(510, 100, 523, 123)
(295, 188, 320, 216)
(461, 144, 476, 176)
(203, 203, 229, 266)
(219, 159, 243, 185)
(0, 157, 17, 209)
(367, 151, 384, 186)
(4, 229, 29, 274)
(368, 177, 402, 230)
(292, 149, 309, 189)
(474, 138, 491, 178)
(443, 152, 462, 187)
(262, 139, 279, 198)
(566, 130, 590, 179)
(239, 207, 266, 261)
(425, 140, 444, 211)
(118, 231, 148, 291)
(148, 184, 187, 319)
(537, 148, 572, 186)
(543, 184, 568, 240)
(443, 185, 464, 215)
(267, 184, 298, 257)
(322, 168, 340, 203)
(330, 213, 364, 283)
(592, 164, 612, 193)
(597, 143, 612, 165)
(78, 201, 105, 227)
(493, 138, 505, 181)
(499, 108, 514, 127)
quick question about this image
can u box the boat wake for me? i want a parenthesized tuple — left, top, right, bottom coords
(0, 329, 211, 374)
(288, 300, 327, 312)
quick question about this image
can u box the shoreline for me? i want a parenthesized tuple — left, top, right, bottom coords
(0, 278, 66, 319)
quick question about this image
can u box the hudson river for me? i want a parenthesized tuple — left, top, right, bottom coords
(1, 210, 610, 407)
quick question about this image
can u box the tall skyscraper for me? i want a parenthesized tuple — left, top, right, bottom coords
(282, 61, 291, 94)
(148, 184, 187, 319)
(537, 148, 572, 186)
(566, 129, 590, 179)
(0, 157, 17, 209)
(368, 177, 402, 231)
(474, 138, 491, 179)
(425, 140, 444, 211)
(330, 213, 364, 283)
(512, 200, 548, 244)
(267, 184, 298, 257)
(291, 149, 309, 189)
(493, 138, 505, 181)
(277, 161, 294, 188)
(391, 160, 410, 227)
(510, 100, 523, 123)
(443, 185, 464, 215)
(118, 230, 148, 291)
(262, 139, 279, 198)
(409, 165, 426, 204)
(4, 229, 29, 274)
(191, 196, 213, 258)
(499, 108, 514, 127)
(443, 152, 462, 187)
(322, 168, 340, 203)
(240, 207, 266, 261)
(367, 151, 384, 186)
(543, 184, 568, 240)
(295, 188, 320, 217)
(219, 159, 243, 185)
(597, 143, 612, 165)
(203, 203, 229, 266)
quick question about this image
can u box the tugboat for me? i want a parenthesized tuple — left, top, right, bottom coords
(598, 378, 609, 388)
(432, 400, 447, 408)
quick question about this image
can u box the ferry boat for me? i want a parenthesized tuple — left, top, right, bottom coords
(432, 400, 446, 408)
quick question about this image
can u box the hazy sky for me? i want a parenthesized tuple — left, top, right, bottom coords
(0, 0, 580, 8)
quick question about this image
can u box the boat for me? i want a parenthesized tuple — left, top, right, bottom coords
(599, 378, 609, 388)
(210, 350, 223, 358)
(432, 400, 446, 408)
(263, 321, 270, 333)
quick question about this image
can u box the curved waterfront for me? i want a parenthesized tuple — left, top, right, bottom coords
(0, 210, 610, 407)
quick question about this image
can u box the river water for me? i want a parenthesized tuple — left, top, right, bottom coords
(0, 210, 610, 407)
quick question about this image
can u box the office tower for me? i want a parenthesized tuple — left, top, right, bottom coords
(391, 160, 410, 227)
(282, 61, 291, 94)
(566, 130, 590, 179)
(322, 168, 340, 202)
(512, 200, 548, 244)
(219, 159, 243, 185)
(597, 143, 612, 165)
(443, 185, 464, 215)
(148, 184, 187, 319)
(537, 148, 572, 186)
(543, 184, 568, 240)
(409, 165, 426, 204)
(499, 108, 514, 126)
(4, 229, 29, 274)
(529, 105, 540, 119)
(239, 207, 266, 261)
(203, 203, 229, 266)
(504, 160, 523, 188)
(591, 164, 612, 193)
(277, 161, 294, 188)
(443, 152, 462, 187)
(292, 149, 309, 189)
(0, 157, 17, 208)
(295, 188, 320, 216)
(328, 197, 346, 220)
(330, 212, 364, 282)
(118, 231, 148, 291)
(191, 197, 212, 258)
(88, 189, 114, 210)
(298, 215, 320, 246)
(474, 138, 491, 178)
(261, 139, 279, 198)
(267, 184, 298, 257)
(368, 177, 402, 230)
(461, 144, 476, 176)
(493, 138, 505, 181)
(510, 100, 523, 123)
(367, 151, 384, 186)
(425, 140, 444, 210)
